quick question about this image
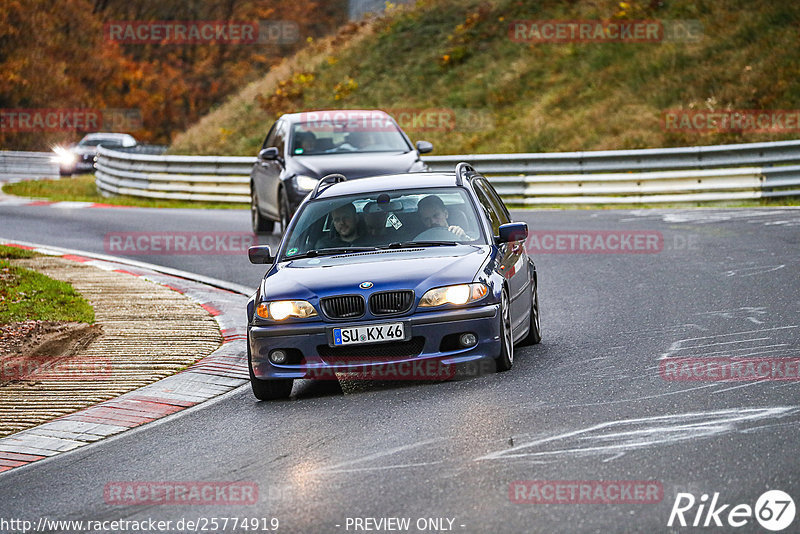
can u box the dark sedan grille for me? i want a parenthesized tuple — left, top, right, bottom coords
(369, 291, 413, 315)
(320, 295, 365, 319)
(317, 337, 425, 361)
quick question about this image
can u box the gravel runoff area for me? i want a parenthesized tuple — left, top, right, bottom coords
(0, 241, 249, 475)
(0, 255, 224, 438)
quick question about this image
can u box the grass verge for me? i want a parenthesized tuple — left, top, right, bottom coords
(2, 175, 246, 210)
(0, 246, 95, 324)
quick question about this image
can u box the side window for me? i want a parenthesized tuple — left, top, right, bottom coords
(473, 186, 501, 235)
(272, 121, 287, 157)
(261, 123, 277, 150)
(476, 179, 510, 224)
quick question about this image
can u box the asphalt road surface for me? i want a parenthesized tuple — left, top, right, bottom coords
(1, 201, 799, 533)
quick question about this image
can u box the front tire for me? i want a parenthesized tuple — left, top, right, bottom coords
(248, 343, 293, 400)
(251, 189, 275, 234)
(495, 289, 514, 372)
(520, 280, 542, 346)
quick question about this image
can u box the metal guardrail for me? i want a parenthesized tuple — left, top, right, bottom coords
(0, 151, 59, 179)
(95, 147, 253, 202)
(95, 140, 800, 204)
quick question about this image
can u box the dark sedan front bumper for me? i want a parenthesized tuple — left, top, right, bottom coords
(248, 304, 501, 380)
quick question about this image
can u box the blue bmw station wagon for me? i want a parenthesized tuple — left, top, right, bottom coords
(246, 163, 541, 400)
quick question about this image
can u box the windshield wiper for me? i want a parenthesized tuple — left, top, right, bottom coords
(382, 241, 459, 249)
(285, 246, 379, 260)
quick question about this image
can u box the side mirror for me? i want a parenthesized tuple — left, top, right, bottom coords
(258, 147, 279, 161)
(416, 140, 434, 154)
(497, 222, 528, 244)
(248, 245, 273, 264)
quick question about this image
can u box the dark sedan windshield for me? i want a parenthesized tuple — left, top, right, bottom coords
(78, 138, 124, 147)
(282, 188, 486, 260)
(290, 117, 411, 156)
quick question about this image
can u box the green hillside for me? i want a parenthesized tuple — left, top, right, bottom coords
(170, 0, 800, 156)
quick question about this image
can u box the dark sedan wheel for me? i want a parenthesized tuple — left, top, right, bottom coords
(496, 289, 514, 372)
(248, 344, 292, 400)
(520, 281, 542, 346)
(251, 189, 275, 234)
(279, 188, 291, 233)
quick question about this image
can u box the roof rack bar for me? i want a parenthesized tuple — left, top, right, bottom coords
(455, 162, 475, 186)
(312, 173, 347, 199)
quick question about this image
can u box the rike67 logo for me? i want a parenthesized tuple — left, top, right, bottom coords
(668, 490, 795, 531)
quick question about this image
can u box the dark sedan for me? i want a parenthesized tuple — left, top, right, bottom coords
(53, 132, 137, 175)
(249, 109, 433, 233)
(246, 163, 541, 400)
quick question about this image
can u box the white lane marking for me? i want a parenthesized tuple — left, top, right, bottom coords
(675, 337, 772, 350)
(475, 406, 799, 461)
(694, 307, 768, 324)
(558, 384, 720, 409)
(685, 345, 792, 358)
(619, 324, 708, 336)
(315, 461, 444, 474)
(310, 438, 444, 474)
(725, 265, 785, 277)
(659, 325, 798, 359)
(602, 452, 625, 463)
(711, 382, 770, 395)
(620, 208, 800, 226)
(51, 201, 95, 209)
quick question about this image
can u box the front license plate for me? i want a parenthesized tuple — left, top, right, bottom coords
(332, 323, 405, 346)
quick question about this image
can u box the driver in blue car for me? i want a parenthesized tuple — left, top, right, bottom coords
(316, 202, 364, 248)
(416, 195, 469, 239)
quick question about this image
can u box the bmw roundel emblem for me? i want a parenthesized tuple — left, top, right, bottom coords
(360, 281, 373, 289)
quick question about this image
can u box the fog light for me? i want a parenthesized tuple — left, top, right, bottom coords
(270, 349, 288, 364)
(459, 333, 478, 348)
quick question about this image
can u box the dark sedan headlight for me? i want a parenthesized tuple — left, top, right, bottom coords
(256, 300, 317, 320)
(419, 283, 488, 307)
(52, 146, 77, 167)
(294, 175, 319, 192)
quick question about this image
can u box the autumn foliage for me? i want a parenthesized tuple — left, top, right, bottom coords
(0, 0, 346, 150)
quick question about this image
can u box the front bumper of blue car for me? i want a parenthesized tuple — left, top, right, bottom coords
(248, 304, 501, 380)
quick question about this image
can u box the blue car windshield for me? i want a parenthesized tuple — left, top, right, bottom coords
(282, 188, 487, 259)
(290, 115, 411, 156)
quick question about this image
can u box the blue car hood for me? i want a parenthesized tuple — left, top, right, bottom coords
(261, 246, 491, 301)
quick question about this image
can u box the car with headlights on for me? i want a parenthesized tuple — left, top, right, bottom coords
(54, 132, 137, 175)
(249, 109, 433, 234)
(245, 163, 541, 400)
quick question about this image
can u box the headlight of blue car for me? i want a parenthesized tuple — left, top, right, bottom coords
(418, 283, 488, 308)
(256, 300, 317, 320)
